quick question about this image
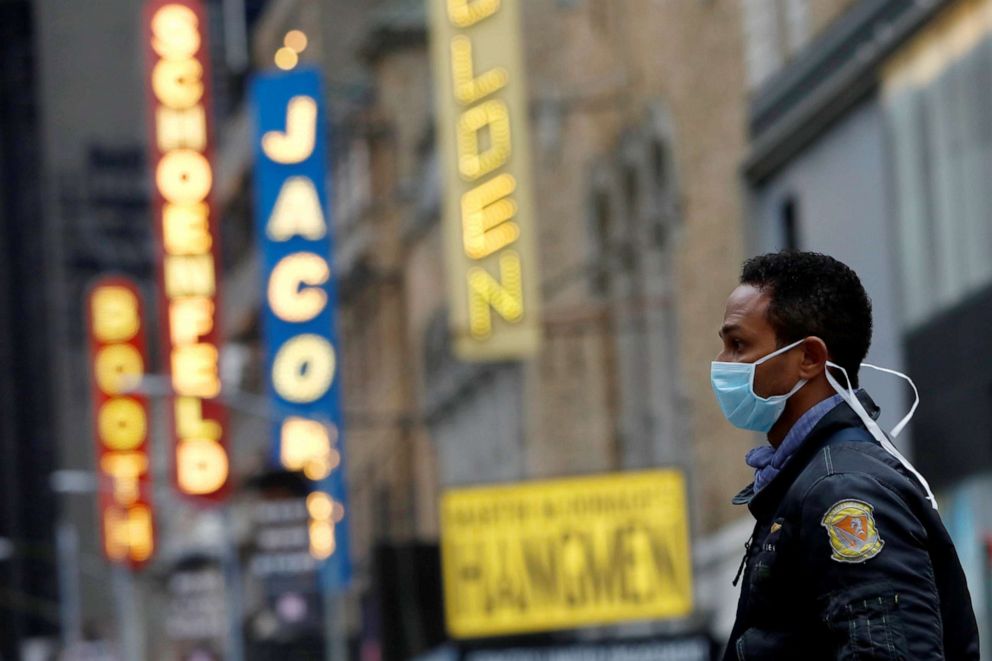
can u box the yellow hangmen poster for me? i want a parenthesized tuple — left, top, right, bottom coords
(441, 470, 694, 638)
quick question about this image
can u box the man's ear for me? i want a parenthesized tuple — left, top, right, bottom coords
(798, 337, 829, 379)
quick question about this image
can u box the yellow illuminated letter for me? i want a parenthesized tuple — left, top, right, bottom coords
(467, 251, 524, 338)
(151, 59, 204, 110)
(280, 417, 339, 480)
(271, 335, 336, 403)
(98, 398, 147, 451)
(262, 96, 318, 164)
(151, 5, 200, 59)
(101, 452, 149, 505)
(95, 345, 144, 395)
(175, 396, 222, 441)
(309, 520, 336, 559)
(156, 106, 207, 152)
(104, 505, 154, 563)
(268, 252, 330, 323)
(171, 343, 221, 398)
(461, 173, 519, 259)
(156, 149, 212, 204)
(164, 255, 216, 298)
(169, 296, 214, 344)
(457, 100, 511, 180)
(92, 286, 139, 343)
(307, 492, 334, 519)
(162, 203, 211, 255)
(177, 439, 228, 495)
(450, 36, 508, 105)
(447, 0, 500, 28)
(306, 492, 344, 560)
(266, 177, 326, 241)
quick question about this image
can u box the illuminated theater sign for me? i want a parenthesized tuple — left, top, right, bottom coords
(249, 68, 351, 587)
(144, 0, 229, 500)
(429, 0, 541, 360)
(86, 278, 155, 566)
(441, 470, 693, 638)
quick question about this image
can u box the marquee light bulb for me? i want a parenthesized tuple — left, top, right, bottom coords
(284, 30, 308, 54)
(275, 47, 298, 71)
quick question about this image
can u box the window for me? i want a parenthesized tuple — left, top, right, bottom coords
(741, 0, 811, 89)
(784, 0, 811, 55)
(650, 138, 667, 192)
(780, 195, 801, 251)
(335, 135, 372, 230)
(882, 2, 992, 326)
(742, 0, 784, 89)
(622, 163, 639, 217)
(591, 190, 612, 295)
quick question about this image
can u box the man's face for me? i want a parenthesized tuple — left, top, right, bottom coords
(717, 284, 803, 398)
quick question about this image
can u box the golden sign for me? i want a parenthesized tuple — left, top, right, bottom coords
(429, 0, 541, 360)
(440, 470, 693, 638)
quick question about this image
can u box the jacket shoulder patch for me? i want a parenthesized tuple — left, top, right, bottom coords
(820, 499, 884, 563)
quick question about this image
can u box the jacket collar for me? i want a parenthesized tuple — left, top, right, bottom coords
(733, 390, 881, 520)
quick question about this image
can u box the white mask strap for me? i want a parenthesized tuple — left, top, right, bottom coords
(825, 361, 937, 510)
(753, 337, 806, 366)
(860, 363, 919, 438)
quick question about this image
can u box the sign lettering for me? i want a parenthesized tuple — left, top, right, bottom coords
(429, 0, 541, 360)
(441, 470, 693, 637)
(87, 278, 156, 567)
(250, 68, 352, 588)
(144, 0, 229, 500)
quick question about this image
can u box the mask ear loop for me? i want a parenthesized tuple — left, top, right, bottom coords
(749, 338, 809, 402)
(825, 361, 937, 510)
(860, 363, 919, 438)
(752, 337, 807, 367)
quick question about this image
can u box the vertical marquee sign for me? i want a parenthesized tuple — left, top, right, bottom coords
(86, 278, 156, 567)
(144, 0, 229, 501)
(429, 0, 541, 361)
(249, 68, 351, 588)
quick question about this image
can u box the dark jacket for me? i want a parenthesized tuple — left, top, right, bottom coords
(723, 392, 980, 660)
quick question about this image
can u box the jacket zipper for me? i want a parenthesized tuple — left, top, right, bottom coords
(732, 532, 756, 587)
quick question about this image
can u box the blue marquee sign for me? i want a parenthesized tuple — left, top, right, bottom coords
(250, 67, 351, 589)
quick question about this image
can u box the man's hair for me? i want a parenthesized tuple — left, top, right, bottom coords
(740, 251, 872, 387)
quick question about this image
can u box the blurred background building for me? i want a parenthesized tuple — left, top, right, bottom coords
(743, 0, 992, 645)
(0, 0, 60, 656)
(0, 0, 991, 659)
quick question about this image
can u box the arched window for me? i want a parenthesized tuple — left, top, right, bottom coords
(592, 189, 613, 295)
(780, 195, 801, 251)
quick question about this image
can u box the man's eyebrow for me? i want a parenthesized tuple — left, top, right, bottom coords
(719, 323, 741, 338)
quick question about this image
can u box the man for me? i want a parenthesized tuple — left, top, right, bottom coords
(713, 251, 979, 660)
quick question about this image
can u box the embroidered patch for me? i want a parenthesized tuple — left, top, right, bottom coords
(821, 499, 884, 563)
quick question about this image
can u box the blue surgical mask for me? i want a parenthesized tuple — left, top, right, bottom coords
(711, 338, 808, 432)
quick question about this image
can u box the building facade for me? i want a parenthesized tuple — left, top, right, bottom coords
(0, 1, 60, 658)
(333, 0, 767, 653)
(20, 0, 988, 657)
(743, 0, 992, 654)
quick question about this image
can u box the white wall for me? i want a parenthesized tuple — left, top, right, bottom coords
(747, 101, 914, 451)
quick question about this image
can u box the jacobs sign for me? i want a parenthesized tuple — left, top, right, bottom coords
(250, 67, 352, 588)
